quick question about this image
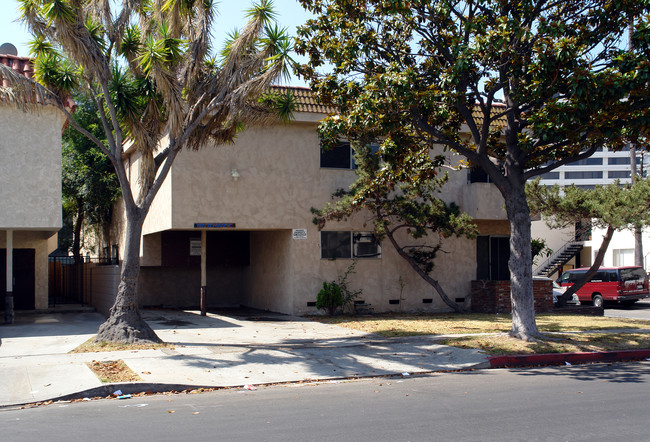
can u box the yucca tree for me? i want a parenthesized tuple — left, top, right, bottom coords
(2, 0, 294, 343)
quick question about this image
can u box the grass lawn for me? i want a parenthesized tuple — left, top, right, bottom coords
(311, 313, 650, 355)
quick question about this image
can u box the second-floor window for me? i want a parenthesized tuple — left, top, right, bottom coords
(320, 141, 355, 169)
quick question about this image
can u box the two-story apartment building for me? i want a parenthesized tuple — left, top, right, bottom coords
(1, 49, 65, 317)
(97, 86, 510, 316)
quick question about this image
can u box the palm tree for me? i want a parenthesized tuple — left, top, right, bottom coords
(5, 0, 294, 343)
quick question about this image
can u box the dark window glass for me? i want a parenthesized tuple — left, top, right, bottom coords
(540, 172, 560, 180)
(620, 267, 647, 281)
(572, 158, 603, 166)
(568, 271, 586, 283)
(590, 271, 609, 282)
(321, 231, 381, 259)
(476, 236, 509, 280)
(564, 171, 603, 179)
(321, 231, 351, 259)
(607, 157, 639, 165)
(468, 167, 491, 183)
(608, 170, 631, 179)
(321, 142, 352, 169)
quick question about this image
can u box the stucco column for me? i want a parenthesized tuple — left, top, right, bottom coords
(5, 229, 14, 324)
(200, 230, 207, 316)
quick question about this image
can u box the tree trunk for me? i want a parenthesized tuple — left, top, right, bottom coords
(561, 225, 615, 303)
(385, 230, 465, 313)
(96, 207, 161, 343)
(504, 184, 540, 340)
(72, 203, 84, 265)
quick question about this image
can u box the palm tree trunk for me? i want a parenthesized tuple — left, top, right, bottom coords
(95, 207, 160, 343)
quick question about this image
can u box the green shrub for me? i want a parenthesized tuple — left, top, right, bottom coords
(316, 281, 344, 315)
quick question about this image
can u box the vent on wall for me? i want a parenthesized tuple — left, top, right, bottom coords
(307, 301, 316, 307)
(389, 299, 400, 305)
(422, 299, 433, 304)
(455, 298, 465, 303)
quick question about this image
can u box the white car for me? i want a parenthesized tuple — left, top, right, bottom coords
(552, 281, 579, 305)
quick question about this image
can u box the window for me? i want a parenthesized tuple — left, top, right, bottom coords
(608, 157, 641, 165)
(564, 171, 603, 179)
(321, 231, 381, 259)
(540, 171, 560, 180)
(571, 158, 603, 166)
(468, 167, 492, 183)
(320, 142, 354, 169)
(608, 170, 631, 179)
(613, 249, 634, 267)
(476, 236, 510, 280)
(320, 142, 380, 169)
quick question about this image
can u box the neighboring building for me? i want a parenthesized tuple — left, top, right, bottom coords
(533, 146, 649, 279)
(1, 49, 66, 314)
(92, 86, 512, 316)
(537, 146, 647, 189)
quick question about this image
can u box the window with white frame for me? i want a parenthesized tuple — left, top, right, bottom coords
(613, 248, 634, 266)
(321, 231, 381, 259)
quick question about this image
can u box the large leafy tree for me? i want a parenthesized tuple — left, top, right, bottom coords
(297, 0, 650, 340)
(61, 94, 120, 264)
(3, 0, 293, 343)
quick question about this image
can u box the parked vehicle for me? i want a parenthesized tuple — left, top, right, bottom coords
(558, 266, 650, 308)
(552, 281, 579, 305)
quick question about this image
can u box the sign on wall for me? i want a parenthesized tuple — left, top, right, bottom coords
(194, 222, 236, 228)
(292, 229, 308, 240)
(189, 239, 202, 256)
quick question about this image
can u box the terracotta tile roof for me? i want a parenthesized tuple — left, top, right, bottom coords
(0, 54, 34, 84)
(272, 85, 508, 131)
(0, 52, 76, 112)
(271, 85, 335, 114)
(471, 103, 508, 129)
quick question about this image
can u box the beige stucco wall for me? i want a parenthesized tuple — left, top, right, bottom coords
(0, 105, 63, 230)
(117, 114, 510, 315)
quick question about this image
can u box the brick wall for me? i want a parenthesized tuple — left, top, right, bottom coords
(470, 279, 553, 313)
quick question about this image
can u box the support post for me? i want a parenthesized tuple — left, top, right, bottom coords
(200, 230, 207, 316)
(5, 230, 14, 324)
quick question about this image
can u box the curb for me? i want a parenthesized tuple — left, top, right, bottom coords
(488, 349, 650, 368)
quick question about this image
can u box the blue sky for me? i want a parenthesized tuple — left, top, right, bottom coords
(0, 0, 312, 86)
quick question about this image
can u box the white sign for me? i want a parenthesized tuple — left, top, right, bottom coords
(292, 229, 308, 240)
(190, 239, 202, 256)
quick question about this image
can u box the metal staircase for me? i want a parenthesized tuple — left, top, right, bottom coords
(533, 241, 584, 277)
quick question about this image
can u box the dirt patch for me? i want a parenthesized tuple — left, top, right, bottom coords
(70, 336, 173, 353)
(86, 360, 142, 383)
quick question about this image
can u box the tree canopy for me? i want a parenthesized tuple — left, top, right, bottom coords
(312, 141, 478, 312)
(61, 94, 120, 263)
(5, 0, 295, 343)
(297, 0, 650, 339)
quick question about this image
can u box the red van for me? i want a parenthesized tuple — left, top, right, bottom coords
(558, 266, 649, 308)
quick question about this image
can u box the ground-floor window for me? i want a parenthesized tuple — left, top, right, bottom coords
(321, 231, 381, 259)
(476, 235, 510, 280)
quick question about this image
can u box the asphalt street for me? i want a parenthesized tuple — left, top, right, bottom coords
(604, 299, 650, 320)
(2, 361, 649, 442)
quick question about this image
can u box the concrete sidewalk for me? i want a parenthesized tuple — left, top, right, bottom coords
(0, 309, 489, 407)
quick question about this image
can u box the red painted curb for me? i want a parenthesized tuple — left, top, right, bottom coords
(488, 349, 650, 368)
